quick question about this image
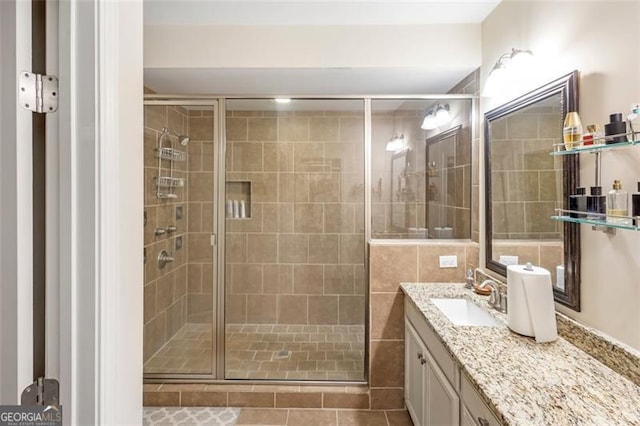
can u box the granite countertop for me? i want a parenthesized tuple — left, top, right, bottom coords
(400, 283, 640, 426)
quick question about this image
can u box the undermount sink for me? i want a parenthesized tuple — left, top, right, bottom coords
(430, 298, 500, 327)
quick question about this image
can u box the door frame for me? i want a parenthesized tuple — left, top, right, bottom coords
(51, 0, 144, 424)
(0, 0, 35, 404)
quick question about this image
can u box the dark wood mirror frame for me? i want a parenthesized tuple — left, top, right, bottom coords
(484, 70, 581, 311)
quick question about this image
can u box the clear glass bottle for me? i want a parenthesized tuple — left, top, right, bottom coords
(563, 112, 583, 150)
(606, 180, 631, 225)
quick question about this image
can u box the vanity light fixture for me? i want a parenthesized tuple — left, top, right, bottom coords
(274, 98, 292, 104)
(385, 134, 406, 152)
(483, 48, 534, 97)
(421, 104, 450, 130)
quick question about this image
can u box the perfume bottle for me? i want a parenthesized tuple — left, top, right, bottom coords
(607, 180, 631, 225)
(632, 182, 640, 226)
(587, 186, 606, 221)
(604, 113, 628, 144)
(563, 112, 583, 150)
(582, 124, 598, 146)
(569, 187, 587, 218)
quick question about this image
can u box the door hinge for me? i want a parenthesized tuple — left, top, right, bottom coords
(21, 377, 60, 406)
(19, 71, 58, 113)
(210, 234, 217, 246)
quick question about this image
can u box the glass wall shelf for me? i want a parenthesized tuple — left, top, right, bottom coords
(551, 209, 639, 232)
(550, 135, 640, 156)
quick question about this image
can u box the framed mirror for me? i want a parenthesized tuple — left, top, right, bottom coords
(484, 70, 581, 310)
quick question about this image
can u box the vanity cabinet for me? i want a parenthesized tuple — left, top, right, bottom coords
(405, 319, 459, 426)
(405, 297, 501, 426)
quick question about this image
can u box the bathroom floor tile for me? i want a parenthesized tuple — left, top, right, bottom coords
(143, 407, 239, 426)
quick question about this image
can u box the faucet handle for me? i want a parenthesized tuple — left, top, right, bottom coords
(500, 292, 508, 313)
(488, 287, 500, 308)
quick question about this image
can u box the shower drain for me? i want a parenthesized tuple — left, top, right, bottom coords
(274, 350, 290, 360)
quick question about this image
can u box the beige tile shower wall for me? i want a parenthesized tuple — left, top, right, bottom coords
(225, 110, 365, 326)
(143, 105, 189, 363)
(186, 110, 215, 323)
(490, 105, 563, 240)
(368, 241, 479, 409)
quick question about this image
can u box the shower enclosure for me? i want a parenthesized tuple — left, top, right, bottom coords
(142, 95, 472, 383)
(142, 97, 366, 382)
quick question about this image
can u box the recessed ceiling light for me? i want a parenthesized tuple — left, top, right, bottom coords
(274, 98, 291, 104)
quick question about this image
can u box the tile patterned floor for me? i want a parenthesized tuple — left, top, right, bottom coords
(145, 323, 365, 380)
(145, 324, 214, 374)
(226, 324, 365, 381)
(144, 408, 413, 426)
(143, 407, 240, 425)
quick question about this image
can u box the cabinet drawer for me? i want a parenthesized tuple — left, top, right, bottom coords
(461, 373, 501, 426)
(405, 296, 458, 391)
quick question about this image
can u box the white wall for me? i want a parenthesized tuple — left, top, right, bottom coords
(481, 1, 640, 349)
(144, 24, 480, 70)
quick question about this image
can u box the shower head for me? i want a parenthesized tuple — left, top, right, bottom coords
(161, 127, 190, 146)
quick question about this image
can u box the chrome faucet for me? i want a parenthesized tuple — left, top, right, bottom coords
(478, 279, 507, 313)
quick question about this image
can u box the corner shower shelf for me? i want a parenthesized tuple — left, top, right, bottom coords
(155, 147, 187, 162)
(550, 135, 640, 156)
(155, 176, 185, 188)
(551, 208, 639, 233)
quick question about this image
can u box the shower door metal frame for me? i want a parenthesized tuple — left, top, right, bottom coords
(143, 98, 222, 381)
(143, 94, 475, 385)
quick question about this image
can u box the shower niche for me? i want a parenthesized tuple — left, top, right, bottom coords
(225, 181, 252, 219)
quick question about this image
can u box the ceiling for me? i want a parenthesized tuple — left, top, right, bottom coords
(143, 1, 500, 95)
(144, 0, 501, 26)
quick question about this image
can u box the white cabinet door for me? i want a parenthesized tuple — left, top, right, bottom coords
(461, 404, 476, 426)
(425, 350, 460, 426)
(405, 320, 428, 426)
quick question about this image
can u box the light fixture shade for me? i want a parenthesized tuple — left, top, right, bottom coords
(510, 49, 534, 70)
(385, 134, 406, 152)
(436, 105, 450, 126)
(482, 63, 509, 97)
(483, 48, 534, 97)
(421, 113, 437, 130)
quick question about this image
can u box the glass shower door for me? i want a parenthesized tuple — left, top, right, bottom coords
(224, 99, 366, 381)
(143, 102, 218, 377)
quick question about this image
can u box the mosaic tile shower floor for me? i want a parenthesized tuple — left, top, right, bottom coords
(145, 323, 365, 380)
